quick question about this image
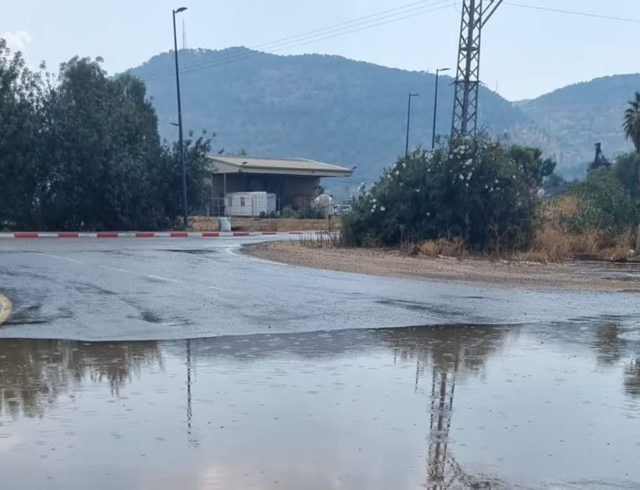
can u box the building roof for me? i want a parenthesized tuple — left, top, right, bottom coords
(209, 156, 353, 177)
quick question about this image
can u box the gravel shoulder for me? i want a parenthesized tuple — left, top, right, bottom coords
(244, 241, 640, 293)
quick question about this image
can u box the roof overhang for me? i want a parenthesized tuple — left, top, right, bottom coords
(209, 156, 354, 178)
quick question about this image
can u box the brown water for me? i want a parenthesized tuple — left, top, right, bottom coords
(0, 322, 639, 489)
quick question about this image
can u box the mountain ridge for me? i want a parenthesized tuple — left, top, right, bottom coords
(129, 47, 638, 185)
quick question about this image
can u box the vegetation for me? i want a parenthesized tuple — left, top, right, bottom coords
(0, 40, 212, 231)
(342, 135, 554, 253)
(623, 92, 640, 252)
(339, 89, 640, 261)
(516, 195, 634, 262)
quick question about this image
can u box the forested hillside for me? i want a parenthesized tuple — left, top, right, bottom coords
(129, 48, 638, 187)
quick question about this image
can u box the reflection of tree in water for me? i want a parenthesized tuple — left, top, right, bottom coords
(592, 321, 640, 399)
(379, 324, 515, 490)
(0, 340, 161, 418)
(624, 359, 640, 398)
(594, 323, 622, 365)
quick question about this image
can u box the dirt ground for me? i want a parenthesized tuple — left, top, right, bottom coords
(244, 241, 640, 293)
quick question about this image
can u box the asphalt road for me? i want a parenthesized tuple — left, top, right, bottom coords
(0, 237, 638, 341)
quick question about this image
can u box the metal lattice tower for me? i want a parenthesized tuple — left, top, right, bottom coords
(426, 367, 457, 489)
(451, 0, 503, 137)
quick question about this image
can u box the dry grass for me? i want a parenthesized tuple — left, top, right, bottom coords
(415, 194, 635, 263)
(296, 231, 341, 249)
(418, 238, 467, 258)
(512, 195, 636, 262)
(513, 228, 635, 263)
(419, 240, 440, 257)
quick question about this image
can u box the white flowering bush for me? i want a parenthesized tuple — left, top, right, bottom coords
(342, 134, 555, 251)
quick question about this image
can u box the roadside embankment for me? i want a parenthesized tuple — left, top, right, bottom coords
(244, 241, 640, 293)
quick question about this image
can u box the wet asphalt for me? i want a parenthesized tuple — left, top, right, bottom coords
(0, 237, 638, 341)
(1, 238, 640, 489)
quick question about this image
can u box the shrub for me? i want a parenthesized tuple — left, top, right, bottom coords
(567, 167, 638, 233)
(342, 134, 554, 252)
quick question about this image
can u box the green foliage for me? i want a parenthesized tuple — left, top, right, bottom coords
(342, 135, 554, 252)
(302, 206, 326, 220)
(623, 92, 640, 200)
(567, 167, 638, 232)
(0, 39, 45, 228)
(0, 47, 213, 231)
(613, 152, 639, 200)
(623, 92, 640, 154)
(543, 172, 566, 196)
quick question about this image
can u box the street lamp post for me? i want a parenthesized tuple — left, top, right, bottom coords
(172, 6, 189, 229)
(405, 92, 420, 160)
(431, 67, 450, 150)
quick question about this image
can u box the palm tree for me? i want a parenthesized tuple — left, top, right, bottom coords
(623, 92, 640, 253)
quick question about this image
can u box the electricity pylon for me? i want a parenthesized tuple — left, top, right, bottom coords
(451, 0, 503, 137)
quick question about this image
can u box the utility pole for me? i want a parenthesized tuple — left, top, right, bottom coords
(431, 68, 450, 150)
(451, 0, 503, 137)
(173, 7, 189, 229)
(405, 93, 420, 159)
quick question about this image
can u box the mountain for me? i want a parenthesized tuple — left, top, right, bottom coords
(129, 48, 638, 189)
(516, 74, 640, 178)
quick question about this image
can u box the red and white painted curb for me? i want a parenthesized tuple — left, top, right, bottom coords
(0, 231, 333, 239)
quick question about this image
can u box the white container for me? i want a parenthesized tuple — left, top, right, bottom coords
(225, 192, 276, 217)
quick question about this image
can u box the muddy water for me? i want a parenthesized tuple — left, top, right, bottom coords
(0, 322, 639, 490)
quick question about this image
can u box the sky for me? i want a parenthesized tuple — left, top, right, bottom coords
(2, 0, 639, 101)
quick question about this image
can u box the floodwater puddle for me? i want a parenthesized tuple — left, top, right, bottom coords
(0, 321, 639, 489)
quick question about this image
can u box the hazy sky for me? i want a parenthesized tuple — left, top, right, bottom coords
(2, 0, 638, 100)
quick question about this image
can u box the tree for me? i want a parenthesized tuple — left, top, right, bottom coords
(623, 92, 640, 252)
(38, 57, 169, 230)
(613, 153, 639, 200)
(0, 45, 217, 231)
(156, 132, 214, 222)
(0, 39, 44, 229)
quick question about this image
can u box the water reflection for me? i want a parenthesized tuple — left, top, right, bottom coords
(590, 320, 640, 398)
(594, 322, 623, 365)
(0, 340, 161, 418)
(0, 321, 638, 489)
(380, 325, 513, 489)
(625, 359, 640, 398)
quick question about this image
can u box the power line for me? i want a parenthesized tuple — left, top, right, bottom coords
(181, 4, 452, 77)
(142, 1, 451, 82)
(139, 0, 448, 81)
(242, 0, 449, 53)
(504, 2, 640, 24)
(139, 0, 452, 83)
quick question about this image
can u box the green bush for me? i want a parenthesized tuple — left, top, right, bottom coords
(567, 167, 638, 233)
(342, 134, 554, 252)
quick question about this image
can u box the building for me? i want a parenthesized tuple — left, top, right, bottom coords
(207, 156, 354, 216)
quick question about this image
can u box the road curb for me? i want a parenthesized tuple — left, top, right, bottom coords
(0, 294, 11, 326)
(0, 231, 335, 239)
